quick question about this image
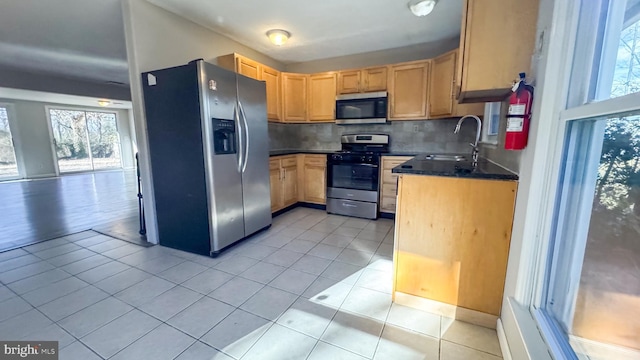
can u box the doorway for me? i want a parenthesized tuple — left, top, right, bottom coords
(48, 108, 123, 173)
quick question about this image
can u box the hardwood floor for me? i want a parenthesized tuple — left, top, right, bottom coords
(0, 170, 140, 252)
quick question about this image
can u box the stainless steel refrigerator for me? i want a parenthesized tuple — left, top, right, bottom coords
(142, 59, 271, 256)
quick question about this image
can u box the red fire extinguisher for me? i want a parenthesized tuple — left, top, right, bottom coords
(505, 73, 534, 150)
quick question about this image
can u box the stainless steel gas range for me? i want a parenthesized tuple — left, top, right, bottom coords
(326, 134, 389, 219)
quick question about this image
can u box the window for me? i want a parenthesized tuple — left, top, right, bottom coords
(537, 1, 640, 359)
(0, 106, 19, 179)
(49, 108, 122, 173)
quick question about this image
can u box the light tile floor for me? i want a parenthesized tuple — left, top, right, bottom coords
(0, 208, 503, 360)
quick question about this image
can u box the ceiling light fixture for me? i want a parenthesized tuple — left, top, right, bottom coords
(408, 0, 437, 16)
(97, 100, 111, 107)
(266, 29, 290, 46)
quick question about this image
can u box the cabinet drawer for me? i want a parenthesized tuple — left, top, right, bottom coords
(380, 196, 397, 212)
(382, 183, 397, 197)
(269, 159, 281, 170)
(280, 156, 297, 167)
(304, 155, 326, 166)
(382, 169, 400, 184)
(382, 156, 412, 170)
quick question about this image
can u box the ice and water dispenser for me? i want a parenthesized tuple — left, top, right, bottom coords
(213, 118, 236, 154)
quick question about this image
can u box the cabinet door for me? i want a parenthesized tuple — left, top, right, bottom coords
(308, 72, 337, 122)
(429, 51, 456, 118)
(363, 67, 387, 92)
(269, 167, 283, 212)
(303, 162, 326, 204)
(337, 70, 361, 94)
(388, 61, 430, 120)
(261, 66, 281, 122)
(458, 0, 539, 101)
(282, 73, 308, 122)
(394, 175, 516, 315)
(282, 165, 298, 207)
(236, 56, 260, 80)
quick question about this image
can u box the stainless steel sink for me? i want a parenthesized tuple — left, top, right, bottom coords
(423, 154, 468, 161)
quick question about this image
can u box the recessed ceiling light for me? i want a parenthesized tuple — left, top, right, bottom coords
(97, 100, 111, 107)
(408, 0, 437, 17)
(266, 29, 290, 46)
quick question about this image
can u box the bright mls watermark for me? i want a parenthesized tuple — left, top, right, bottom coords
(0, 342, 57, 359)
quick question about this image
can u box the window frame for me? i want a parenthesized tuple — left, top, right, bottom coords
(45, 105, 123, 175)
(513, 0, 640, 359)
(0, 103, 25, 180)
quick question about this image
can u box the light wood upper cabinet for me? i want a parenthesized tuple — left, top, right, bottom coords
(218, 53, 282, 122)
(337, 67, 387, 94)
(337, 70, 361, 94)
(429, 50, 485, 119)
(456, 0, 539, 102)
(394, 174, 517, 316)
(261, 66, 281, 121)
(388, 60, 430, 120)
(363, 67, 387, 92)
(282, 73, 308, 122)
(236, 56, 260, 80)
(308, 72, 337, 122)
(429, 51, 456, 118)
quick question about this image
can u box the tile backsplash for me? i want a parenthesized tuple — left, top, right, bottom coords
(268, 118, 476, 154)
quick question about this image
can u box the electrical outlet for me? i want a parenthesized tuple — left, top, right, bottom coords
(413, 125, 419, 132)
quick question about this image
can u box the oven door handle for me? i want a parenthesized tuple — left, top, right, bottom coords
(327, 162, 379, 168)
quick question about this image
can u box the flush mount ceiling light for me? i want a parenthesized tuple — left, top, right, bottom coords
(408, 0, 437, 16)
(266, 29, 290, 46)
(97, 100, 111, 107)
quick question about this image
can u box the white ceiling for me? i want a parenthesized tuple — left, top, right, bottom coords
(0, 0, 129, 85)
(0, 0, 462, 88)
(147, 0, 464, 64)
(0, 88, 132, 109)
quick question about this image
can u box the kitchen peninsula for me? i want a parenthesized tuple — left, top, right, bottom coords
(391, 157, 518, 327)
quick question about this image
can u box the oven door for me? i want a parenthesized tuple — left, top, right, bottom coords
(327, 161, 379, 192)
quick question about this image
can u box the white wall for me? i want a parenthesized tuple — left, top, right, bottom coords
(285, 37, 459, 73)
(121, 0, 285, 244)
(0, 98, 136, 178)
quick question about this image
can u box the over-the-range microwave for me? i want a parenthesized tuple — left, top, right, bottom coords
(335, 91, 387, 125)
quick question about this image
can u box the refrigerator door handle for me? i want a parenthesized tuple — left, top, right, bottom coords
(238, 100, 250, 173)
(234, 105, 243, 173)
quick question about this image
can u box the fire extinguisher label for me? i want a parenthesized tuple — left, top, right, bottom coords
(508, 104, 526, 115)
(506, 117, 524, 132)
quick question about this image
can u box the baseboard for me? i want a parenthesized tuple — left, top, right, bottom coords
(394, 291, 498, 329)
(379, 212, 395, 219)
(27, 173, 57, 179)
(272, 202, 326, 217)
(497, 319, 513, 360)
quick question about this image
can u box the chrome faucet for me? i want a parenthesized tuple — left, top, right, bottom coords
(454, 115, 482, 163)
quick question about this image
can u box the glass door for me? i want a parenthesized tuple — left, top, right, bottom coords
(49, 108, 122, 173)
(0, 106, 19, 179)
(86, 112, 122, 170)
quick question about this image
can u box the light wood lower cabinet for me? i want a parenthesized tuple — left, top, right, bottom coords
(298, 154, 327, 204)
(393, 174, 517, 316)
(270, 154, 327, 213)
(269, 156, 298, 212)
(379, 156, 412, 214)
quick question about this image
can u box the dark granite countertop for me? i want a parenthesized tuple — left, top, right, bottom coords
(270, 150, 419, 157)
(269, 150, 336, 156)
(392, 155, 518, 181)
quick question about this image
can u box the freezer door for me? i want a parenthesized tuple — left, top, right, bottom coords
(237, 75, 272, 236)
(198, 61, 246, 253)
